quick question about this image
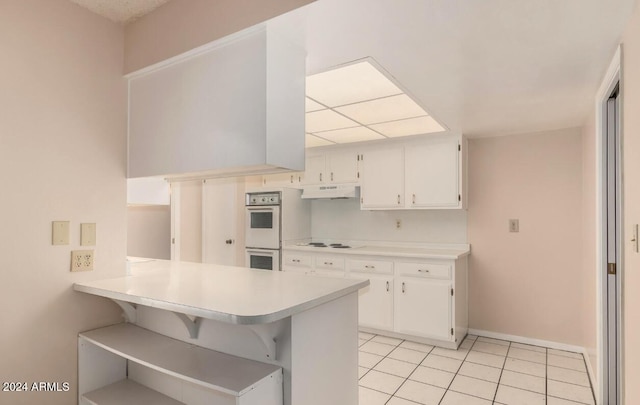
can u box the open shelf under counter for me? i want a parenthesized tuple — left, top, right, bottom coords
(79, 323, 283, 405)
(82, 379, 184, 405)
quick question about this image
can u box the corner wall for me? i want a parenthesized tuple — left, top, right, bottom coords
(0, 1, 126, 404)
(467, 128, 588, 346)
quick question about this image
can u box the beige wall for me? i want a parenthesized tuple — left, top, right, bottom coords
(124, 0, 315, 73)
(127, 206, 171, 259)
(468, 128, 587, 345)
(0, 1, 126, 404)
(621, 5, 640, 403)
(581, 113, 598, 376)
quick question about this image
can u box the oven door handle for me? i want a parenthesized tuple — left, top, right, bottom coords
(247, 207, 276, 211)
(246, 250, 276, 256)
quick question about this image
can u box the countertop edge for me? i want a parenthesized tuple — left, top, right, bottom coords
(73, 278, 369, 325)
(282, 245, 470, 260)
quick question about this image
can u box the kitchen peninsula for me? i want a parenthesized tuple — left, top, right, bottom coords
(74, 259, 368, 405)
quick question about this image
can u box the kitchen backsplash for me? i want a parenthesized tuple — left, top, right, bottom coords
(311, 198, 467, 243)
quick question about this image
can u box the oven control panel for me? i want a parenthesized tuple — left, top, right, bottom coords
(246, 192, 281, 206)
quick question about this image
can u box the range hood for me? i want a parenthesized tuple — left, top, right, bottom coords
(301, 184, 359, 199)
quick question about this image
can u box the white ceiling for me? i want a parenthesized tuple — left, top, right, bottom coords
(300, 0, 636, 138)
(70, 0, 636, 138)
(69, 0, 171, 24)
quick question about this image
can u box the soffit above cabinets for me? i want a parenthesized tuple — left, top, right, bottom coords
(305, 60, 446, 147)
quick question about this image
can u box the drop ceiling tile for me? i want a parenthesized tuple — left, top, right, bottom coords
(305, 134, 335, 148)
(370, 116, 445, 137)
(335, 94, 426, 124)
(306, 61, 402, 107)
(305, 109, 358, 133)
(313, 126, 385, 144)
(305, 97, 325, 112)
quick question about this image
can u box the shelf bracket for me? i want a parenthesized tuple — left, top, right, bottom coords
(173, 312, 203, 339)
(247, 325, 277, 360)
(112, 300, 137, 323)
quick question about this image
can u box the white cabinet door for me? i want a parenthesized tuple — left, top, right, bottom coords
(262, 172, 303, 188)
(405, 139, 459, 208)
(394, 278, 451, 341)
(350, 273, 394, 331)
(360, 148, 404, 209)
(327, 151, 359, 183)
(304, 155, 326, 184)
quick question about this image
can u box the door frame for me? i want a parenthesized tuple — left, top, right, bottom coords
(595, 45, 623, 405)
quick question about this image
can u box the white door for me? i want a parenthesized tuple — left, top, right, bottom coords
(394, 278, 451, 341)
(202, 178, 239, 266)
(405, 139, 459, 208)
(360, 148, 404, 209)
(350, 273, 394, 331)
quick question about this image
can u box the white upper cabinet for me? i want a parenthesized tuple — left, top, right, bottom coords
(405, 138, 460, 208)
(127, 25, 305, 180)
(360, 135, 466, 210)
(303, 151, 360, 185)
(360, 147, 404, 209)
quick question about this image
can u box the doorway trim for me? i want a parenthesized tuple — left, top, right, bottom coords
(595, 45, 623, 405)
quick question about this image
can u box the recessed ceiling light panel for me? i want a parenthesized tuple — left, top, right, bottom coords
(305, 109, 358, 133)
(313, 127, 385, 144)
(306, 61, 402, 107)
(335, 94, 426, 125)
(369, 116, 445, 137)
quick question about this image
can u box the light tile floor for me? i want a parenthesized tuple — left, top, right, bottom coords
(358, 332, 595, 405)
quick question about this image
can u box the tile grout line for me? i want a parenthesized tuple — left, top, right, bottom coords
(491, 340, 511, 404)
(433, 336, 478, 405)
(382, 341, 434, 405)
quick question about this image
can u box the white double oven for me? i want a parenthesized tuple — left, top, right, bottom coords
(244, 188, 310, 271)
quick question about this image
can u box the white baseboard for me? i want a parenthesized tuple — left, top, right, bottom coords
(468, 328, 598, 398)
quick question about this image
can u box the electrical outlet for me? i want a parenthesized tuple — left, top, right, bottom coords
(52, 221, 70, 245)
(509, 219, 519, 233)
(71, 250, 94, 272)
(81, 223, 96, 246)
(396, 219, 402, 229)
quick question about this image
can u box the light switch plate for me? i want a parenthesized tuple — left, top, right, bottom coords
(81, 223, 96, 246)
(71, 250, 94, 272)
(52, 221, 70, 245)
(509, 219, 519, 233)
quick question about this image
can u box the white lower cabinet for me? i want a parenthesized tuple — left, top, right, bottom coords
(282, 250, 468, 348)
(350, 273, 394, 330)
(394, 277, 451, 341)
(78, 323, 283, 405)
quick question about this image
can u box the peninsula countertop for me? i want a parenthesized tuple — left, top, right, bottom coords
(74, 259, 368, 325)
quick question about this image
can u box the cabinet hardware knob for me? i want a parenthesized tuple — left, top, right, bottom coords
(331, 172, 334, 181)
(386, 281, 389, 292)
(320, 173, 323, 182)
(397, 194, 401, 205)
(402, 282, 405, 293)
(413, 194, 416, 204)
(290, 175, 293, 183)
(325, 262, 332, 265)
(418, 269, 430, 273)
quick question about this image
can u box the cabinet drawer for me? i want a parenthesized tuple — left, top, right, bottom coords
(397, 262, 451, 279)
(314, 256, 345, 271)
(283, 254, 313, 268)
(348, 259, 393, 275)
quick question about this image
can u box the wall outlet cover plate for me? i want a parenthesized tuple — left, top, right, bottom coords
(71, 250, 94, 272)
